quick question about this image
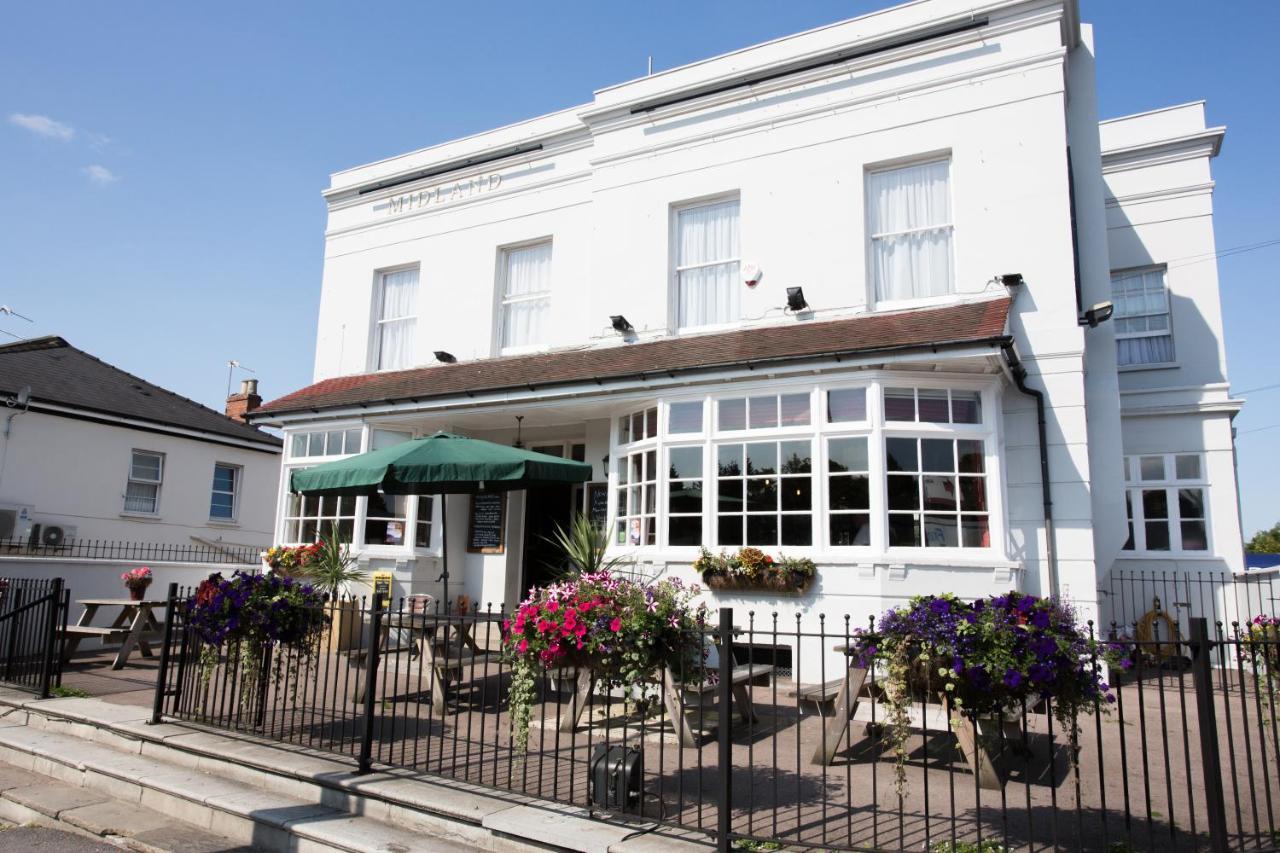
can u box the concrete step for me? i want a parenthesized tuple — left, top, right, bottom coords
(0, 759, 252, 852)
(0, 719, 479, 852)
(0, 692, 713, 853)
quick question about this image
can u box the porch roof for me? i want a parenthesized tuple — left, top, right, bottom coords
(257, 297, 1011, 418)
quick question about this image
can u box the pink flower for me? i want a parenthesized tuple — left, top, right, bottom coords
(518, 639, 528, 653)
(609, 617, 622, 633)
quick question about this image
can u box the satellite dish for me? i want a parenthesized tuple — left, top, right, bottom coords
(742, 263, 763, 288)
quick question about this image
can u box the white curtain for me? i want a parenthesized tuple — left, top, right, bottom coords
(677, 200, 739, 329)
(502, 242, 552, 349)
(868, 160, 953, 302)
(1112, 269, 1173, 365)
(377, 268, 418, 369)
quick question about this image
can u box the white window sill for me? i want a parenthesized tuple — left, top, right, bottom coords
(1115, 551, 1217, 561)
(499, 344, 549, 357)
(610, 547, 1018, 570)
(207, 519, 240, 528)
(119, 511, 161, 521)
(1118, 362, 1179, 373)
(871, 293, 960, 313)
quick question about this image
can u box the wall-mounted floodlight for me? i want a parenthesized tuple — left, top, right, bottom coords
(610, 315, 634, 334)
(1079, 301, 1115, 328)
(434, 351, 457, 363)
(786, 287, 809, 312)
(1000, 273, 1025, 288)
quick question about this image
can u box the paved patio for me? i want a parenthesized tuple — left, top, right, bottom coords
(52, 640, 1280, 852)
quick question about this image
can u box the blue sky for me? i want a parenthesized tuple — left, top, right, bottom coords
(3, 1, 1278, 535)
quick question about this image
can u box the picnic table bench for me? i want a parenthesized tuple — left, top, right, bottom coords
(796, 643, 1028, 790)
(555, 647, 775, 747)
(60, 599, 167, 670)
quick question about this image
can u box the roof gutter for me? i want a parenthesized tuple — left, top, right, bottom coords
(253, 335, 1010, 423)
(1000, 340, 1059, 599)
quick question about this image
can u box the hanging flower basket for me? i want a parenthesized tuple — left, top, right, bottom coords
(501, 571, 708, 751)
(694, 547, 815, 594)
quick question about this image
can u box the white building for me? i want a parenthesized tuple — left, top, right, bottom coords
(0, 336, 282, 550)
(251, 0, 1243, 642)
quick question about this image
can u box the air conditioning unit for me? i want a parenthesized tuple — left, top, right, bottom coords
(0, 505, 35, 541)
(29, 523, 75, 549)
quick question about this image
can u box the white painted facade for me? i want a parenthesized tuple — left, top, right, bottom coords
(253, 0, 1243, 662)
(0, 407, 280, 548)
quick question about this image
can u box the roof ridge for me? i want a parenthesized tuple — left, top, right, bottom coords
(0, 335, 69, 354)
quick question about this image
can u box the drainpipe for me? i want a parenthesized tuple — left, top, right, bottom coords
(1001, 341, 1059, 599)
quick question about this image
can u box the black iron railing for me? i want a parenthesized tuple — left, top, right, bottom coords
(0, 576, 68, 696)
(0, 536, 260, 565)
(153, 581, 1280, 852)
(1106, 567, 1279, 639)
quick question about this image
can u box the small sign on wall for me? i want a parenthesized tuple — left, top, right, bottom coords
(467, 492, 506, 554)
(371, 571, 393, 599)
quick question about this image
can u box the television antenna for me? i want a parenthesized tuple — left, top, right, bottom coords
(225, 360, 256, 399)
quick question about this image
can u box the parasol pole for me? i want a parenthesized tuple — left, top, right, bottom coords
(440, 495, 449, 612)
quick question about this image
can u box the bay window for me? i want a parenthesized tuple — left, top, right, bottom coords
(867, 158, 954, 304)
(609, 379, 998, 554)
(1122, 453, 1208, 554)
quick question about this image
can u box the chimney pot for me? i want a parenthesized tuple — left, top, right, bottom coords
(225, 378, 263, 423)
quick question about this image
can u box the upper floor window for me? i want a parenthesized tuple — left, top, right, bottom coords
(675, 198, 740, 330)
(209, 463, 239, 521)
(374, 267, 418, 370)
(867, 158, 954, 304)
(1122, 453, 1207, 554)
(499, 241, 552, 352)
(1111, 268, 1173, 366)
(124, 450, 163, 514)
(289, 428, 362, 459)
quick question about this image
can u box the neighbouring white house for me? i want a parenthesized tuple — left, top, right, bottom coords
(249, 0, 1245, 657)
(0, 336, 282, 552)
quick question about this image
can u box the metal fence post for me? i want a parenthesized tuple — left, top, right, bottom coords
(1190, 616, 1230, 853)
(37, 578, 64, 699)
(4, 587, 24, 682)
(717, 606, 733, 853)
(151, 583, 179, 725)
(357, 593, 385, 775)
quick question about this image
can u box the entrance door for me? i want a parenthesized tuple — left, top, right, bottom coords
(522, 482, 574, 591)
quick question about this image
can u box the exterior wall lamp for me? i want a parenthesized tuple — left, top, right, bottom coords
(434, 351, 457, 363)
(1079, 301, 1115, 328)
(785, 287, 809, 312)
(1000, 273, 1025, 288)
(610, 315, 634, 334)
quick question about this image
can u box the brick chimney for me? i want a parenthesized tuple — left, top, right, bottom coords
(225, 378, 262, 422)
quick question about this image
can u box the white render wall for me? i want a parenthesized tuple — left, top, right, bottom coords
(0, 409, 280, 547)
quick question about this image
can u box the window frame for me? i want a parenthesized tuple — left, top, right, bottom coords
(123, 449, 165, 516)
(605, 376, 1004, 558)
(669, 192, 742, 334)
(865, 153, 957, 310)
(370, 264, 420, 372)
(1111, 265, 1176, 369)
(495, 237, 553, 355)
(209, 462, 241, 523)
(1120, 453, 1211, 556)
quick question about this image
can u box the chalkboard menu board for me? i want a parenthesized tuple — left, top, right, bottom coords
(467, 493, 506, 553)
(586, 482, 609, 529)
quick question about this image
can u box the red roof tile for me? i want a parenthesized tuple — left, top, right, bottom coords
(257, 298, 1010, 416)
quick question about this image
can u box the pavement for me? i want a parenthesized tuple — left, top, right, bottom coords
(0, 822, 120, 852)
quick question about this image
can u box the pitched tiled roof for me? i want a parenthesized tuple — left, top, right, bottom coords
(258, 298, 1011, 417)
(0, 336, 282, 449)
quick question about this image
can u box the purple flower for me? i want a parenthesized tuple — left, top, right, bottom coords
(1003, 669, 1023, 688)
(1030, 609, 1051, 629)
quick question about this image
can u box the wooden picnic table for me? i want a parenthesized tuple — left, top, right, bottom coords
(355, 610, 501, 710)
(61, 598, 167, 670)
(799, 643, 1020, 790)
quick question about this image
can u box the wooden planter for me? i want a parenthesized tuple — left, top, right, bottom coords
(702, 572, 814, 595)
(328, 599, 362, 652)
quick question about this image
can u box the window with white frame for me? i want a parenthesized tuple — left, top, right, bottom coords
(1111, 268, 1174, 366)
(209, 463, 239, 521)
(1122, 453, 1207, 553)
(867, 158, 954, 304)
(289, 428, 362, 459)
(124, 450, 164, 514)
(675, 198, 740, 330)
(364, 493, 434, 547)
(283, 491, 357, 544)
(374, 267, 419, 370)
(609, 381, 996, 555)
(499, 241, 552, 351)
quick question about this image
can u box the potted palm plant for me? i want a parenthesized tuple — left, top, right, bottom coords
(305, 523, 367, 651)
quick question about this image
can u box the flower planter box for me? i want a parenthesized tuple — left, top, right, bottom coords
(702, 573, 813, 595)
